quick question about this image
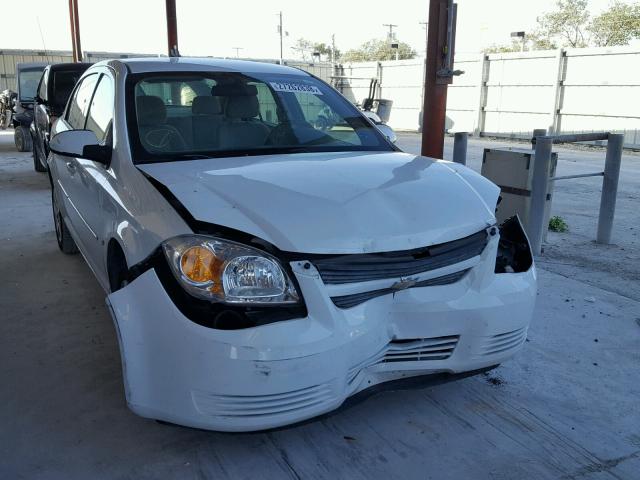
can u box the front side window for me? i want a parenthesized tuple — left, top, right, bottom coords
(85, 75, 114, 143)
(66, 74, 99, 130)
(128, 72, 393, 163)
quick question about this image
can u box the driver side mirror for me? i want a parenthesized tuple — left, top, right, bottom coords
(49, 130, 111, 165)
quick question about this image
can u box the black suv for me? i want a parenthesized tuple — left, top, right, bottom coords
(31, 63, 92, 172)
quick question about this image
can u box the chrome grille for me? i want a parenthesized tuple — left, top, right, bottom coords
(331, 269, 470, 309)
(312, 229, 487, 285)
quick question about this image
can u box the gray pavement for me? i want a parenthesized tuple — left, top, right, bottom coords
(1, 130, 639, 479)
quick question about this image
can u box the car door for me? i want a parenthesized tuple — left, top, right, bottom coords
(52, 72, 100, 260)
(33, 68, 49, 158)
(72, 72, 115, 281)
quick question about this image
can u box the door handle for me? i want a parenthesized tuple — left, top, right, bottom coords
(65, 161, 76, 174)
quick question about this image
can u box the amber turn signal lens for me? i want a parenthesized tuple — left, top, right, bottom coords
(180, 246, 222, 286)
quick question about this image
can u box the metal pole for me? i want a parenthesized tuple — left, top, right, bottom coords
(531, 128, 546, 148)
(529, 136, 553, 255)
(420, 0, 449, 159)
(68, 0, 82, 62)
(596, 133, 624, 244)
(279, 11, 284, 65)
(166, 0, 179, 57)
(452, 132, 468, 165)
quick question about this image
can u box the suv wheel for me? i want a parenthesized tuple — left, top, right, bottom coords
(52, 189, 78, 254)
(15, 126, 32, 152)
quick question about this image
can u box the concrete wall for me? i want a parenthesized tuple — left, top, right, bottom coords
(340, 46, 640, 148)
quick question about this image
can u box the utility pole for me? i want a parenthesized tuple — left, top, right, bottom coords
(419, 22, 429, 56)
(166, 0, 180, 57)
(67, 0, 82, 62)
(232, 47, 243, 58)
(331, 34, 337, 64)
(383, 23, 398, 41)
(421, 0, 461, 159)
(511, 31, 526, 52)
(278, 11, 284, 64)
(384, 24, 399, 60)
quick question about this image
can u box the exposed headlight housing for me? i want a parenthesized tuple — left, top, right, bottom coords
(162, 235, 300, 305)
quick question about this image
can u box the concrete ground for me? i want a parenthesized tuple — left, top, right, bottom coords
(1, 130, 639, 480)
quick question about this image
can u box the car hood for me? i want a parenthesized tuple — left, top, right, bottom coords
(138, 151, 499, 254)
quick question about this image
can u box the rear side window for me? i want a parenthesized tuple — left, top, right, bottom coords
(66, 74, 98, 130)
(85, 75, 114, 143)
(51, 70, 85, 113)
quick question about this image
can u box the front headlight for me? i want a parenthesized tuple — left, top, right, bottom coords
(162, 235, 300, 305)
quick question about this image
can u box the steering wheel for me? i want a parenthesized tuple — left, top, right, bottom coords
(265, 122, 297, 146)
(143, 127, 186, 151)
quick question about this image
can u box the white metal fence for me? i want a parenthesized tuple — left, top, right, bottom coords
(339, 46, 640, 148)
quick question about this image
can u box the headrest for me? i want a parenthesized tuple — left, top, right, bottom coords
(226, 95, 260, 119)
(136, 96, 166, 126)
(211, 83, 258, 97)
(192, 96, 222, 115)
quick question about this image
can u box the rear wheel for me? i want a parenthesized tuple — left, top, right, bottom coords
(33, 139, 47, 172)
(15, 126, 32, 152)
(52, 189, 78, 254)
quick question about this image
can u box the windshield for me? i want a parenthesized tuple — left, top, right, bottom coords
(18, 68, 45, 102)
(128, 71, 394, 163)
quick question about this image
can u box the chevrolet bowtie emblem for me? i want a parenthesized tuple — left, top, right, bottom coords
(390, 277, 419, 291)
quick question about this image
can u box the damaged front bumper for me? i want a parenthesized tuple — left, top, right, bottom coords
(107, 220, 536, 432)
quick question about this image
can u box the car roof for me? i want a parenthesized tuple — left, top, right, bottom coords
(101, 57, 310, 76)
(16, 62, 48, 70)
(48, 62, 93, 73)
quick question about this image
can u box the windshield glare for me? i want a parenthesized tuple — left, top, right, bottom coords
(130, 72, 392, 162)
(19, 69, 44, 102)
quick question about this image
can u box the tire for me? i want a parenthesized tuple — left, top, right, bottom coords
(33, 140, 47, 172)
(52, 189, 78, 254)
(15, 126, 33, 152)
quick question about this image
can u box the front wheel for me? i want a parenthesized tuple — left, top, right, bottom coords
(52, 189, 78, 254)
(15, 126, 33, 152)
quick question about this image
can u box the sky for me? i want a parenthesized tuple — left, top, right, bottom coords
(4, 0, 618, 59)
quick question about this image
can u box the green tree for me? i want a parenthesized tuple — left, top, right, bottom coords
(485, 40, 527, 54)
(342, 39, 417, 62)
(485, 0, 640, 53)
(295, 38, 340, 62)
(589, 1, 640, 46)
(534, 0, 590, 48)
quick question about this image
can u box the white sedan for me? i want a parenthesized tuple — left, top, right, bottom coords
(48, 58, 536, 432)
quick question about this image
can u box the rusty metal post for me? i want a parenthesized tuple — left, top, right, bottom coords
(421, 0, 455, 159)
(68, 0, 83, 62)
(166, 0, 180, 57)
